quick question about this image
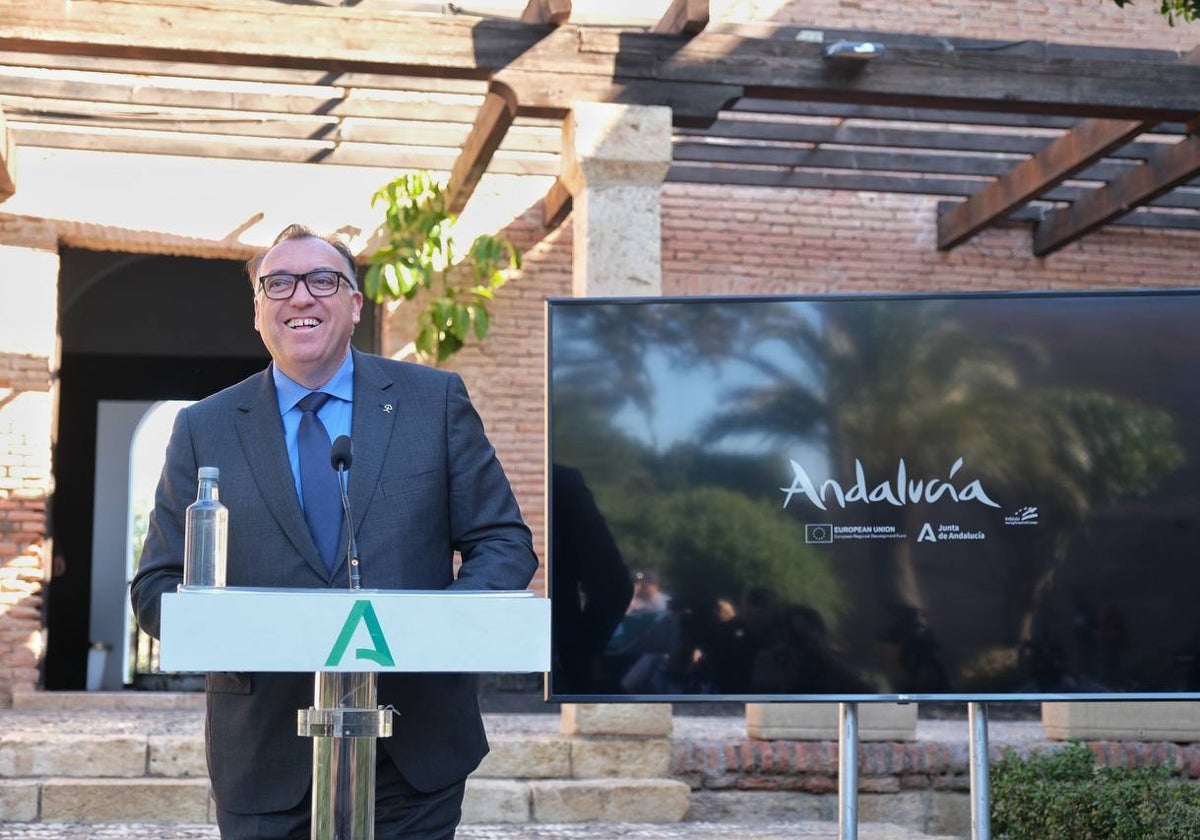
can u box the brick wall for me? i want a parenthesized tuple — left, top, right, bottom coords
(661, 187, 1200, 296)
(735, 0, 1196, 51)
(0, 224, 58, 703)
(380, 206, 574, 596)
(425, 184, 1198, 599)
(674, 735, 1200, 794)
(0, 354, 53, 706)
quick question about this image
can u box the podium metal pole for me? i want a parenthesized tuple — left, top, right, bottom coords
(839, 702, 859, 840)
(968, 701, 991, 840)
(298, 671, 393, 840)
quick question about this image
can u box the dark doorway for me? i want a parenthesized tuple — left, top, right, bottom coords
(44, 248, 377, 690)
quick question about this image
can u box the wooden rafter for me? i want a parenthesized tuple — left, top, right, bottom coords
(521, 0, 571, 25)
(670, 164, 1200, 212)
(0, 106, 14, 202)
(495, 68, 741, 127)
(5, 3, 1200, 121)
(935, 118, 1147, 250)
(1033, 132, 1200, 255)
(936, 200, 1200, 234)
(0, 0, 540, 80)
(1, 2, 1198, 244)
(446, 83, 519, 215)
(679, 118, 1179, 160)
(540, 177, 572, 230)
(937, 48, 1200, 250)
(0, 49, 489, 95)
(671, 140, 1143, 181)
(0, 68, 487, 123)
(652, 0, 709, 35)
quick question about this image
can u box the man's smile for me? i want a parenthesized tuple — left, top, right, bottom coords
(286, 317, 322, 329)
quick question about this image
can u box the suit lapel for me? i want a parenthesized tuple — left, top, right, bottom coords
(349, 350, 397, 538)
(234, 368, 328, 579)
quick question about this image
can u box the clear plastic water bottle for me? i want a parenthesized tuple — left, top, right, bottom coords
(183, 466, 228, 588)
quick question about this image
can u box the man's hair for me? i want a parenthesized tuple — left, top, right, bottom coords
(246, 224, 359, 292)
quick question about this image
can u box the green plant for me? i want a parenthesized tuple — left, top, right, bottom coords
(991, 740, 1200, 840)
(1111, 0, 1198, 25)
(363, 172, 521, 364)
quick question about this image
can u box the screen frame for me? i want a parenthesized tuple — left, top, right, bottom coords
(545, 287, 1200, 704)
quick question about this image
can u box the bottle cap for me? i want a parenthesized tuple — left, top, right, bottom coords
(197, 466, 220, 480)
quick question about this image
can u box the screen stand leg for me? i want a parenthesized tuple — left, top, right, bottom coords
(839, 702, 858, 840)
(969, 701, 991, 840)
(298, 672, 394, 840)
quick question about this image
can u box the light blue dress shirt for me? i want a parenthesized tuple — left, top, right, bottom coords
(271, 352, 355, 509)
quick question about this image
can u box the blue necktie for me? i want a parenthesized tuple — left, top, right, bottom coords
(297, 391, 341, 572)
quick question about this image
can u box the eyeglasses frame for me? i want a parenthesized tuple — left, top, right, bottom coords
(257, 270, 355, 300)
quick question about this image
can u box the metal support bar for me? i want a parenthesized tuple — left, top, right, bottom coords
(299, 671, 394, 840)
(839, 702, 859, 840)
(969, 701, 991, 840)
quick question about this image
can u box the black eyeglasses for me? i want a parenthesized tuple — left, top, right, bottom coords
(258, 270, 353, 300)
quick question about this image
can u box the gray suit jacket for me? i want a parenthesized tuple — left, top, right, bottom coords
(131, 350, 538, 814)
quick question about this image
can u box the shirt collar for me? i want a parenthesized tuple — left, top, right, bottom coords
(272, 351, 355, 413)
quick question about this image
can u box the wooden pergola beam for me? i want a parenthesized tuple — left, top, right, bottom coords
(670, 163, 1200, 210)
(496, 68, 741, 127)
(680, 117, 1176, 160)
(935, 199, 1200, 233)
(6, 3, 1200, 120)
(936, 48, 1200, 250)
(446, 83, 519, 215)
(0, 0, 541, 79)
(521, 0, 572, 25)
(652, 0, 709, 35)
(672, 140, 1147, 183)
(540, 177, 572, 230)
(0, 70, 487, 124)
(1033, 132, 1200, 255)
(935, 117, 1147, 250)
(0, 106, 15, 202)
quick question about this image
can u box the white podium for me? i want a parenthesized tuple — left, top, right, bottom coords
(160, 587, 550, 840)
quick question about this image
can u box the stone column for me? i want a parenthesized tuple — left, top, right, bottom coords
(0, 218, 60, 704)
(559, 102, 674, 738)
(745, 702, 918, 741)
(1043, 701, 1200, 741)
(561, 101, 672, 298)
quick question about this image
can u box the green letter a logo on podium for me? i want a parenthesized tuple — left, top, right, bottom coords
(325, 600, 396, 667)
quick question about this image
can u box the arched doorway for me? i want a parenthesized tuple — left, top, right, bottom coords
(44, 247, 377, 690)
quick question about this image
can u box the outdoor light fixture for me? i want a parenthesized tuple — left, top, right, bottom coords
(821, 40, 886, 62)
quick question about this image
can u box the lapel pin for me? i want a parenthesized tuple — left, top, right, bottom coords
(383, 404, 393, 414)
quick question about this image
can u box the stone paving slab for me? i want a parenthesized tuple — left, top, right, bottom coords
(0, 706, 1047, 748)
(0, 822, 958, 839)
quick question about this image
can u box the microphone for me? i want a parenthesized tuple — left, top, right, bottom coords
(330, 435, 361, 590)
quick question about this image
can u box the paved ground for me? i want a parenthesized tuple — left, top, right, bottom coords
(0, 702, 1047, 749)
(0, 697, 1034, 839)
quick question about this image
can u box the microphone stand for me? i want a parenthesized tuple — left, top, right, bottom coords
(336, 458, 361, 591)
(299, 436, 392, 840)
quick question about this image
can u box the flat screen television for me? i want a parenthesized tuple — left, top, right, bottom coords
(545, 290, 1200, 702)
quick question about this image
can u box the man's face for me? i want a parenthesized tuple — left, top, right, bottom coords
(253, 237, 363, 389)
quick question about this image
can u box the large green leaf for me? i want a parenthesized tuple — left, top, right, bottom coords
(364, 171, 520, 364)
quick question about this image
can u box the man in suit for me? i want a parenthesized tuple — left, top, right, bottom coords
(131, 224, 538, 839)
